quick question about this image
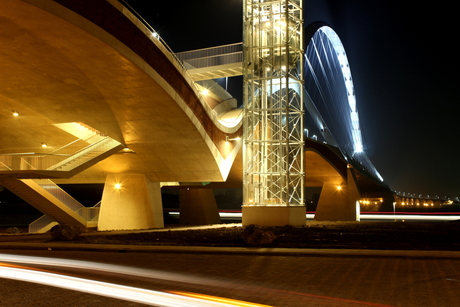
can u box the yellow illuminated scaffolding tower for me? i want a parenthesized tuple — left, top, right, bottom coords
(242, 0, 305, 225)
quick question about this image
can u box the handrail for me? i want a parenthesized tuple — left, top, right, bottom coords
(181, 51, 243, 63)
(47, 137, 119, 171)
(117, 1, 242, 133)
(29, 199, 103, 233)
(33, 179, 84, 212)
(28, 215, 56, 233)
(176, 43, 243, 63)
(0, 160, 12, 171)
(46, 135, 92, 157)
(176, 42, 243, 54)
(118, 0, 187, 72)
(0, 133, 120, 172)
(45, 125, 106, 158)
(20, 158, 36, 170)
(56, 136, 108, 161)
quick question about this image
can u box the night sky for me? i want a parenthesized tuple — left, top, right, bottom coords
(124, 0, 459, 198)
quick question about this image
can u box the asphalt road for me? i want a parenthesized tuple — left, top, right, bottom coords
(1, 248, 460, 307)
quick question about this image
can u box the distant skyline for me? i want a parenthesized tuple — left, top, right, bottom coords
(125, 0, 459, 198)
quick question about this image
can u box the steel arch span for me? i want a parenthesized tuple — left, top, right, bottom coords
(303, 23, 385, 185)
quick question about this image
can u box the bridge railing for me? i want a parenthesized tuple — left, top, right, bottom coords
(118, 0, 186, 71)
(118, 1, 243, 132)
(176, 43, 243, 69)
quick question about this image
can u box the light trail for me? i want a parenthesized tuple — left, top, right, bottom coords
(169, 291, 272, 307)
(0, 253, 400, 306)
(168, 211, 460, 221)
(0, 265, 243, 307)
(359, 214, 460, 221)
(0, 253, 233, 288)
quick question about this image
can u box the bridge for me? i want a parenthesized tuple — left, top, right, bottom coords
(0, 0, 394, 232)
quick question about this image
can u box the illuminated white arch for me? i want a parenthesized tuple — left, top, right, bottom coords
(304, 25, 384, 182)
(319, 26, 363, 153)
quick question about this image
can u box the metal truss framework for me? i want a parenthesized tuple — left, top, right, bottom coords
(243, 0, 304, 207)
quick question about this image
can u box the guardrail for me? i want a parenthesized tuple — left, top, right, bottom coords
(176, 43, 243, 69)
(29, 200, 102, 233)
(118, 1, 243, 132)
(33, 179, 84, 212)
(28, 214, 56, 233)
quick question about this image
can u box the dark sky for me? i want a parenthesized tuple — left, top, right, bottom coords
(124, 0, 459, 198)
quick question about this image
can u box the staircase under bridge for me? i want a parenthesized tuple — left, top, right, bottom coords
(0, 123, 124, 233)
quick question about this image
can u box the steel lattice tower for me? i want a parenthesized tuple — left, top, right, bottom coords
(242, 0, 304, 221)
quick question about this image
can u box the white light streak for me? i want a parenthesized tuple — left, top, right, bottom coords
(0, 254, 231, 289)
(169, 211, 460, 222)
(0, 266, 235, 307)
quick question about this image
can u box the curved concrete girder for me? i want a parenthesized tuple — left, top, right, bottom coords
(0, 0, 241, 183)
(305, 150, 346, 187)
(207, 140, 348, 189)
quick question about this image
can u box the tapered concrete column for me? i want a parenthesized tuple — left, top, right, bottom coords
(315, 182, 350, 221)
(179, 188, 221, 225)
(98, 173, 164, 231)
(315, 167, 361, 221)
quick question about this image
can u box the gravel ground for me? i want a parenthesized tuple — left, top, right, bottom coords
(2, 221, 460, 251)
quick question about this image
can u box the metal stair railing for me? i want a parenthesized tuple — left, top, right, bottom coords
(27, 179, 84, 233)
(28, 214, 57, 233)
(176, 43, 243, 69)
(20, 129, 109, 170)
(33, 179, 84, 212)
(0, 157, 12, 171)
(47, 137, 120, 171)
(12, 135, 121, 172)
(29, 200, 102, 233)
(76, 201, 101, 221)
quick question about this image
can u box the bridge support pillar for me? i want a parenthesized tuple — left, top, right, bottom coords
(179, 188, 221, 225)
(242, 206, 306, 226)
(315, 167, 361, 221)
(98, 173, 164, 231)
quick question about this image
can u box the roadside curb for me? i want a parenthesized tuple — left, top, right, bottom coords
(2, 242, 460, 259)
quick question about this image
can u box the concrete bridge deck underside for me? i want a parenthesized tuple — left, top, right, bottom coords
(0, 0, 240, 184)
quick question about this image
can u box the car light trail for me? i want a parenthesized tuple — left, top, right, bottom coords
(169, 211, 460, 221)
(169, 291, 272, 307)
(0, 253, 232, 288)
(0, 264, 266, 307)
(0, 253, 399, 306)
(0, 254, 274, 306)
(359, 214, 460, 221)
(214, 212, 460, 221)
